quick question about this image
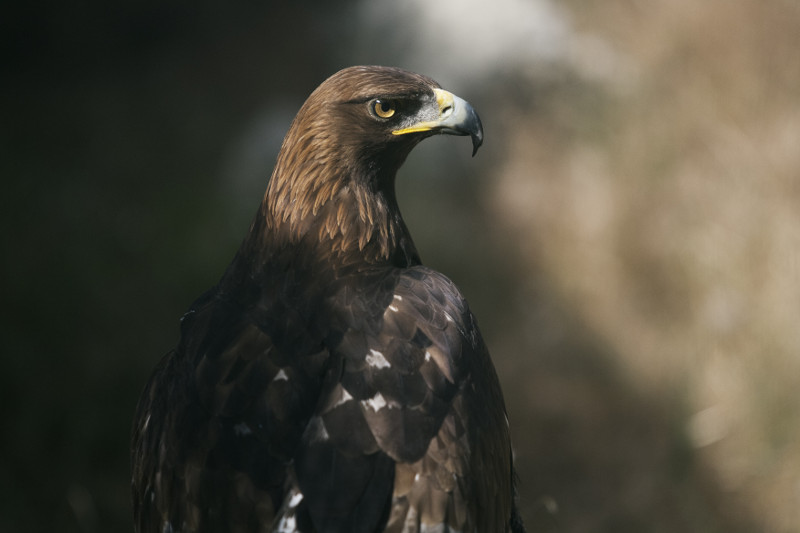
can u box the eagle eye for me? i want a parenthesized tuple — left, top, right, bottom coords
(371, 99, 396, 119)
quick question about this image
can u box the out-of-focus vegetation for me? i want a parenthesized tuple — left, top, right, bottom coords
(2, 1, 797, 532)
(490, 2, 800, 531)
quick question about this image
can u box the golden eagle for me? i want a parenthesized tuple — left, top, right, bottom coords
(132, 66, 525, 533)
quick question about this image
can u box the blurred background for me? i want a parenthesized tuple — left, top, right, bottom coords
(2, 0, 799, 531)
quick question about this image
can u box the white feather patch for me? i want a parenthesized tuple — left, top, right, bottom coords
(333, 387, 354, 407)
(366, 349, 391, 369)
(275, 514, 297, 533)
(361, 392, 394, 412)
(288, 491, 304, 508)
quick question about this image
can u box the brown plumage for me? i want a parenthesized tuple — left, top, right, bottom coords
(131, 66, 525, 533)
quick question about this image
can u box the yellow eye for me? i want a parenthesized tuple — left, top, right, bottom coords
(372, 99, 396, 119)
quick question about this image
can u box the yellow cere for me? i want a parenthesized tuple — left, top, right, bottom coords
(433, 88, 455, 114)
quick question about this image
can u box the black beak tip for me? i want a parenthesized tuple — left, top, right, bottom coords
(471, 131, 483, 157)
(470, 115, 484, 157)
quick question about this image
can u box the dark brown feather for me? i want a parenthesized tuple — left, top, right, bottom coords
(131, 66, 523, 533)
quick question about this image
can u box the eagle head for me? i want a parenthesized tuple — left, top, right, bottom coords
(262, 66, 483, 264)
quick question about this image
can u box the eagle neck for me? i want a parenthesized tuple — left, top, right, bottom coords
(257, 161, 420, 272)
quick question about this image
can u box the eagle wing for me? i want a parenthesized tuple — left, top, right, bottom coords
(131, 281, 331, 533)
(279, 265, 513, 533)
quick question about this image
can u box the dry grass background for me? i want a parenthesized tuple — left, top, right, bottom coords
(488, 1, 800, 530)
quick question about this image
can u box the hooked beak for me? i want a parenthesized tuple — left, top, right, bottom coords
(392, 88, 484, 156)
